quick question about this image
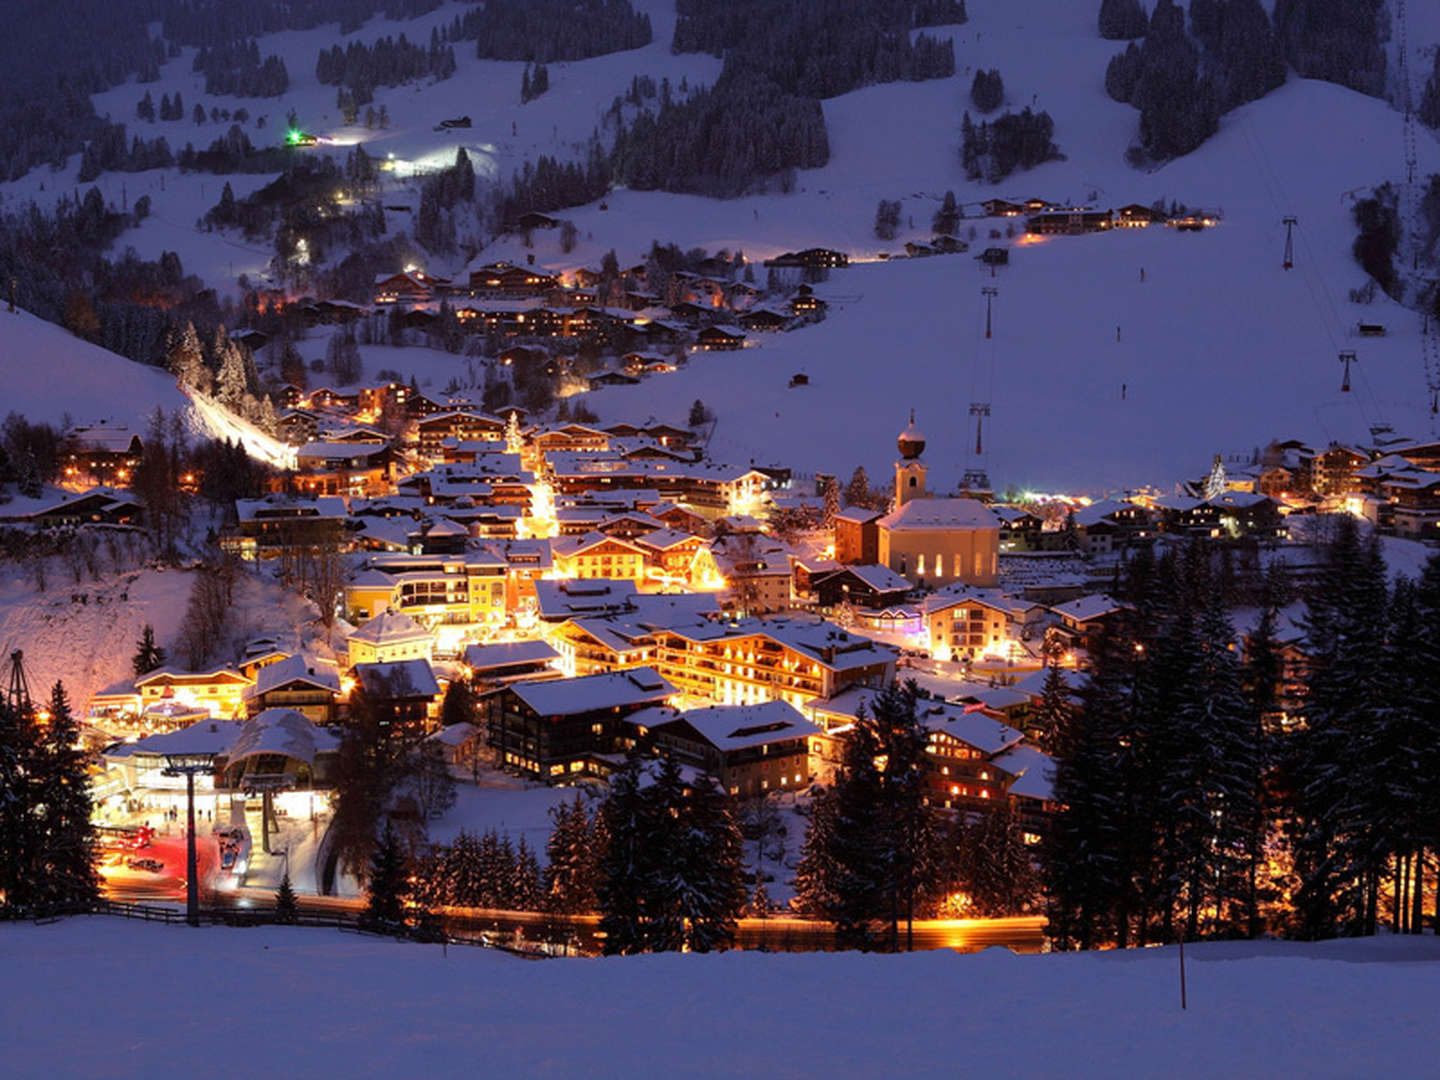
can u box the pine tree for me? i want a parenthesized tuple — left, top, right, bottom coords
(275, 871, 299, 923)
(932, 190, 960, 236)
(133, 624, 166, 677)
(545, 794, 596, 914)
(1098, 0, 1148, 39)
(513, 836, 543, 911)
(363, 824, 409, 930)
(844, 466, 870, 508)
(1029, 662, 1073, 755)
(688, 399, 709, 428)
(641, 755, 690, 952)
(957, 801, 1039, 917)
(216, 345, 248, 407)
(597, 752, 652, 954)
(677, 770, 746, 952)
(31, 682, 98, 910)
(0, 696, 39, 912)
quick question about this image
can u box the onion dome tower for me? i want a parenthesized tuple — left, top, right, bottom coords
(895, 409, 928, 507)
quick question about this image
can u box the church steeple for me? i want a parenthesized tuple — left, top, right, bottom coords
(895, 409, 928, 507)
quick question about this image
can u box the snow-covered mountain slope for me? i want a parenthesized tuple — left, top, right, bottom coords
(0, 307, 190, 430)
(5, 0, 1440, 492)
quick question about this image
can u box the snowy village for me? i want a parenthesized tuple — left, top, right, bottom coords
(4, 0, 1440, 1076)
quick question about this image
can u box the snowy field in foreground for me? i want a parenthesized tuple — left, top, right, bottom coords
(4, 919, 1439, 1079)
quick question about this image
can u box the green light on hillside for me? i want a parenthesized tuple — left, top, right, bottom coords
(285, 129, 302, 146)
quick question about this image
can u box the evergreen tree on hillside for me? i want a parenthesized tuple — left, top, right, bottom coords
(676, 770, 747, 952)
(969, 69, 1004, 112)
(844, 466, 871, 507)
(956, 801, 1039, 917)
(1421, 50, 1440, 130)
(132, 624, 167, 677)
(274, 872, 299, 923)
(932, 191, 961, 236)
(1029, 662, 1074, 756)
(0, 697, 38, 911)
(362, 824, 409, 930)
(597, 753, 652, 954)
(32, 682, 98, 910)
(1273, 0, 1385, 99)
(513, 836, 543, 912)
(1098, 0, 1148, 40)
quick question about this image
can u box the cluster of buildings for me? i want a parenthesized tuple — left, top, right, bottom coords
(359, 252, 838, 365)
(972, 196, 1218, 236)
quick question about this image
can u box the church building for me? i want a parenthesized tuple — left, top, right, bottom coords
(877, 413, 1000, 587)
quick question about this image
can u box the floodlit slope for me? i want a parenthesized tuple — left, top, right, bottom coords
(0, 306, 190, 430)
(6, 919, 1440, 1079)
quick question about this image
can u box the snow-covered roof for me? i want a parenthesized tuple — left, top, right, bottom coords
(659, 700, 821, 752)
(354, 659, 441, 698)
(110, 719, 245, 759)
(660, 616, 898, 672)
(1050, 594, 1128, 623)
(236, 495, 348, 523)
(634, 528, 704, 551)
(808, 688, 1023, 755)
(462, 640, 559, 671)
(835, 506, 885, 525)
(533, 578, 639, 620)
(427, 722, 477, 747)
(227, 708, 340, 768)
(878, 497, 998, 532)
(992, 743, 1056, 802)
(347, 609, 433, 647)
(244, 655, 341, 698)
(828, 563, 912, 593)
(1010, 666, 1088, 700)
(510, 667, 674, 715)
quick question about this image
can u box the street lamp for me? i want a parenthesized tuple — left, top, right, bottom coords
(162, 752, 218, 927)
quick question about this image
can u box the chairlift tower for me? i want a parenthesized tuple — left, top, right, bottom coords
(1282, 216, 1297, 270)
(982, 286, 998, 339)
(1339, 351, 1357, 393)
(5, 649, 30, 713)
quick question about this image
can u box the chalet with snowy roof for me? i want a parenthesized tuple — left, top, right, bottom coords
(533, 578, 640, 622)
(992, 505, 1044, 551)
(8, 486, 143, 527)
(922, 588, 1044, 663)
(552, 532, 650, 582)
(1113, 203, 1166, 227)
(62, 425, 142, 486)
(513, 211, 560, 232)
(135, 666, 252, 718)
(532, 423, 613, 455)
(991, 743, 1059, 837)
(595, 511, 666, 540)
(346, 609, 435, 666)
(807, 688, 1023, 810)
(1071, 498, 1153, 554)
(352, 659, 442, 734)
(696, 325, 746, 351)
(486, 667, 676, 781)
(415, 411, 506, 462)
(789, 283, 828, 318)
(344, 549, 512, 632)
(645, 700, 829, 797)
(1026, 208, 1111, 235)
(711, 539, 795, 615)
(763, 248, 849, 269)
(295, 440, 392, 498)
(982, 198, 1026, 217)
(1049, 594, 1130, 655)
(276, 409, 321, 446)
(462, 641, 562, 692)
(633, 529, 722, 589)
(738, 308, 791, 333)
(374, 270, 446, 305)
(978, 247, 1009, 266)
(588, 370, 641, 389)
(225, 495, 349, 560)
(811, 564, 912, 609)
(651, 617, 897, 709)
(242, 655, 341, 725)
(1301, 443, 1370, 497)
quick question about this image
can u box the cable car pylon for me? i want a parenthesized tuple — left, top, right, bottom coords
(1339, 351, 1357, 393)
(1282, 216, 1297, 270)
